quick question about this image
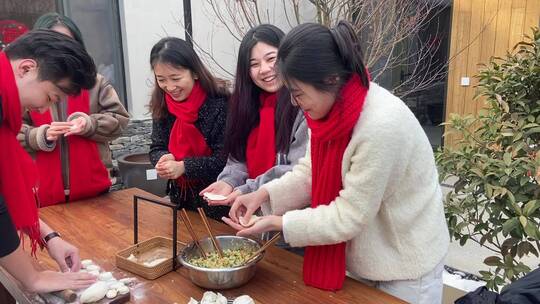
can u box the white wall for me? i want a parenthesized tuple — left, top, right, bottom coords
(190, 1, 316, 79)
(120, 0, 316, 119)
(119, 0, 185, 119)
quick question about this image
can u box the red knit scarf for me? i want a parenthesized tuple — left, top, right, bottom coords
(246, 92, 276, 178)
(30, 90, 111, 207)
(0, 52, 41, 254)
(303, 74, 369, 291)
(166, 81, 211, 196)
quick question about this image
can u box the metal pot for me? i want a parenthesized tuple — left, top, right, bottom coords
(178, 236, 263, 290)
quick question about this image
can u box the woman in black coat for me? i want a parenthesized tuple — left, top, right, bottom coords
(148, 37, 229, 220)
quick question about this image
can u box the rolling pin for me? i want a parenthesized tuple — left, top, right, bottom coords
(38, 292, 65, 304)
(53, 289, 77, 302)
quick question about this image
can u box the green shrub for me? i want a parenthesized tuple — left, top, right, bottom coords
(436, 28, 540, 291)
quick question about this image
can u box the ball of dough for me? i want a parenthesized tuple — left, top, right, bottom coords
(117, 285, 130, 295)
(106, 289, 118, 299)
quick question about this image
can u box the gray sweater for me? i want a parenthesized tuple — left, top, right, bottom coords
(217, 111, 308, 194)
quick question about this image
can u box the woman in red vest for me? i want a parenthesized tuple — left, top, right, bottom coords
(148, 37, 230, 220)
(18, 13, 130, 207)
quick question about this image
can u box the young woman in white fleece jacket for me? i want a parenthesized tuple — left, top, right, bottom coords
(224, 21, 450, 304)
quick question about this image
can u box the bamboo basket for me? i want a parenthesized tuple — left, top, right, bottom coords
(115, 236, 186, 280)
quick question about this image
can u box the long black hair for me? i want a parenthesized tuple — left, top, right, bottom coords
(225, 24, 299, 162)
(278, 20, 369, 94)
(148, 37, 229, 119)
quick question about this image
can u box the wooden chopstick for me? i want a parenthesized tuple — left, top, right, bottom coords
(180, 209, 207, 258)
(197, 208, 224, 258)
(245, 232, 282, 265)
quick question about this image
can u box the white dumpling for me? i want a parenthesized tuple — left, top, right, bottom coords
(86, 264, 100, 272)
(239, 215, 260, 227)
(215, 293, 227, 304)
(88, 270, 100, 277)
(98, 272, 114, 281)
(81, 259, 93, 268)
(117, 285, 130, 295)
(110, 282, 125, 290)
(200, 291, 217, 304)
(187, 298, 199, 304)
(233, 295, 255, 304)
(80, 281, 108, 303)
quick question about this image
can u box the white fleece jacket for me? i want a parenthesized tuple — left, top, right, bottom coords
(262, 82, 449, 281)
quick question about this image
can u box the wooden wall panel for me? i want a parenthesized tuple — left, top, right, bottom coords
(444, 0, 540, 146)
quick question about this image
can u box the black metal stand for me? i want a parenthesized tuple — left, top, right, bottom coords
(132, 195, 180, 271)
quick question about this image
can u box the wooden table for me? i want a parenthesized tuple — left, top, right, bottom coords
(1, 188, 405, 304)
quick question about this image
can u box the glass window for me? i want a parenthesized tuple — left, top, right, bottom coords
(61, 0, 126, 106)
(0, 0, 57, 49)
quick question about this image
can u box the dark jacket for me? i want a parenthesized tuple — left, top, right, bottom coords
(149, 95, 229, 220)
(455, 268, 540, 304)
(0, 98, 21, 257)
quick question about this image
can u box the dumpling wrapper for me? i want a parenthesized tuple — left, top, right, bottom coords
(239, 215, 260, 227)
(203, 193, 227, 201)
(143, 257, 167, 267)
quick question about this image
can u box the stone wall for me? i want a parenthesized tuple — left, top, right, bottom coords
(109, 119, 153, 190)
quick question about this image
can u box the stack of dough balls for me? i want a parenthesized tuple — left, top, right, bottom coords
(79, 259, 136, 303)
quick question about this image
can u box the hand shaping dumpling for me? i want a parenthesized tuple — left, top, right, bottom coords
(239, 215, 260, 227)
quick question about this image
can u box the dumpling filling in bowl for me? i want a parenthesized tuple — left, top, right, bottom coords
(189, 248, 254, 268)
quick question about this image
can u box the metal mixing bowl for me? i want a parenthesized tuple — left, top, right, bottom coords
(178, 235, 264, 290)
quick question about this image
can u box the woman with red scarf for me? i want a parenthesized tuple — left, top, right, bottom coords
(224, 22, 450, 303)
(148, 38, 229, 220)
(0, 30, 97, 292)
(201, 24, 307, 211)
